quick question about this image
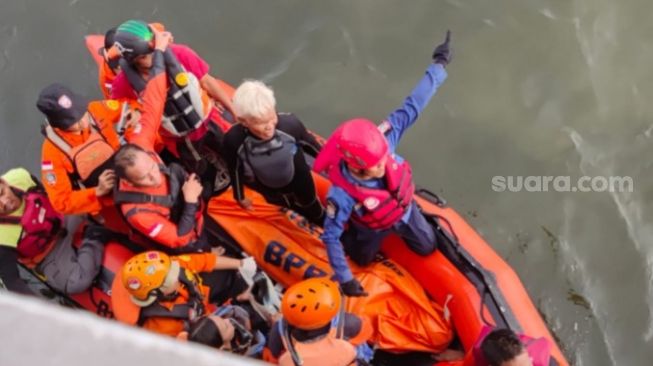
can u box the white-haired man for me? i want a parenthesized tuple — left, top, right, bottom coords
(221, 80, 324, 224)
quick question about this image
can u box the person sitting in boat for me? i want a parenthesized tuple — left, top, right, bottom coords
(84, 26, 122, 99)
(109, 30, 210, 254)
(266, 278, 373, 366)
(116, 250, 256, 337)
(264, 278, 373, 364)
(221, 80, 324, 225)
(113, 144, 214, 253)
(0, 167, 110, 295)
(469, 327, 551, 366)
(111, 19, 234, 195)
(313, 32, 452, 297)
(36, 82, 139, 236)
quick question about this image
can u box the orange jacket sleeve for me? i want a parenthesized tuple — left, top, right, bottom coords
(123, 208, 200, 249)
(40, 142, 102, 215)
(126, 51, 168, 151)
(142, 317, 185, 337)
(175, 253, 218, 273)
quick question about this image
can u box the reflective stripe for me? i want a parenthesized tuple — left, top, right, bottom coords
(147, 223, 164, 238)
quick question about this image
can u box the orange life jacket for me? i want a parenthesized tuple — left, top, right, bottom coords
(278, 322, 358, 366)
(42, 118, 116, 188)
(111, 254, 217, 337)
(114, 163, 205, 253)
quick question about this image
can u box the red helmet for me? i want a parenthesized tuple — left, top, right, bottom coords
(336, 118, 388, 169)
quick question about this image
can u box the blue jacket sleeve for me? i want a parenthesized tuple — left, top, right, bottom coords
(321, 186, 356, 283)
(384, 63, 448, 152)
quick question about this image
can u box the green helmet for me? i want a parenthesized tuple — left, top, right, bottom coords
(113, 20, 154, 61)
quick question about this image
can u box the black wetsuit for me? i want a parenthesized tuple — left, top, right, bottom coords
(221, 113, 324, 224)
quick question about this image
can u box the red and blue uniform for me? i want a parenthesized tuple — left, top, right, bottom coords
(321, 62, 448, 282)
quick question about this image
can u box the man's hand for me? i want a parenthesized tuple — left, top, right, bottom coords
(95, 169, 116, 197)
(182, 173, 203, 203)
(153, 29, 173, 52)
(210, 246, 226, 256)
(432, 30, 452, 66)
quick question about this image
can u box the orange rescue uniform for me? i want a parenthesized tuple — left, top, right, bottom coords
(141, 252, 217, 336)
(40, 100, 122, 215)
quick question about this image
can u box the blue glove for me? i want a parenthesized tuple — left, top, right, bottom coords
(356, 343, 374, 365)
(432, 30, 452, 66)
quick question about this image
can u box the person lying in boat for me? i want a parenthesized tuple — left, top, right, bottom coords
(0, 167, 111, 296)
(111, 19, 234, 195)
(266, 278, 374, 366)
(469, 327, 551, 366)
(313, 31, 452, 297)
(180, 263, 282, 358)
(115, 250, 256, 337)
(221, 80, 325, 225)
(183, 303, 270, 358)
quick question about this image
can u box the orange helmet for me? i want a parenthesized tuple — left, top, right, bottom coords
(281, 278, 342, 330)
(121, 251, 180, 307)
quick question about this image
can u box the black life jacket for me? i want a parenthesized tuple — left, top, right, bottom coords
(120, 49, 207, 137)
(237, 129, 298, 189)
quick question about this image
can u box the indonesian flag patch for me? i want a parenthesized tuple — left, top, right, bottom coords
(41, 161, 54, 171)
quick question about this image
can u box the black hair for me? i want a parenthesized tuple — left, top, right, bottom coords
(104, 27, 117, 50)
(188, 316, 224, 349)
(113, 143, 148, 179)
(480, 328, 526, 366)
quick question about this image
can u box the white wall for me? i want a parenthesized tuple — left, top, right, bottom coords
(0, 292, 265, 366)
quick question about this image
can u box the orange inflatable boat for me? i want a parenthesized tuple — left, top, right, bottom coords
(38, 38, 571, 364)
(205, 170, 569, 365)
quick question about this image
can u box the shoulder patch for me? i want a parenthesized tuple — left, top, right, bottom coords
(326, 199, 338, 219)
(45, 172, 57, 186)
(104, 99, 120, 111)
(177, 255, 191, 262)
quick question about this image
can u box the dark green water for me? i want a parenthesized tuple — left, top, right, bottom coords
(2, 1, 653, 364)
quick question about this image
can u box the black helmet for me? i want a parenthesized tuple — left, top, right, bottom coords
(113, 20, 154, 62)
